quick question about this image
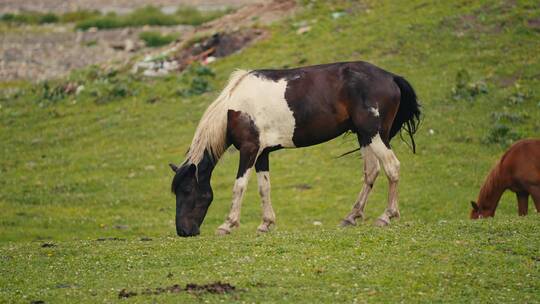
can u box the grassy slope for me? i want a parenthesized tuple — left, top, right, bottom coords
(1, 0, 539, 302)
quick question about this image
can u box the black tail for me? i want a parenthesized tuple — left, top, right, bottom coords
(390, 76, 421, 153)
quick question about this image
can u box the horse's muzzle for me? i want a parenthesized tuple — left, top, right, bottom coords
(176, 225, 200, 237)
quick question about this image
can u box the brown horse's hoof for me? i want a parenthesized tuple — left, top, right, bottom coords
(374, 218, 390, 227)
(339, 219, 356, 227)
(215, 228, 231, 236)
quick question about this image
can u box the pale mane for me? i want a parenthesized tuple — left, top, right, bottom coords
(185, 69, 251, 165)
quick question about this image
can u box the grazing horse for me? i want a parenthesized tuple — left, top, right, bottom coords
(470, 139, 540, 219)
(170, 61, 421, 237)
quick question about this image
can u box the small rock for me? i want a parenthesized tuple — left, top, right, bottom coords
(75, 85, 85, 95)
(331, 12, 346, 19)
(143, 69, 169, 77)
(428, 129, 435, 135)
(204, 56, 216, 64)
(125, 39, 136, 52)
(162, 61, 178, 71)
(297, 26, 311, 35)
(144, 165, 156, 171)
(313, 221, 323, 226)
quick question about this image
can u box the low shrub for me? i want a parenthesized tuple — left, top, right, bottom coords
(450, 69, 488, 101)
(139, 31, 178, 48)
(483, 123, 520, 146)
(75, 5, 229, 30)
(1, 10, 98, 25)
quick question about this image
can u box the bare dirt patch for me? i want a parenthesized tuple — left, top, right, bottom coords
(173, 29, 266, 70)
(527, 18, 540, 30)
(118, 282, 236, 298)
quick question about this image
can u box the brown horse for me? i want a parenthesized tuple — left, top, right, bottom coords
(170, 61, 421, 237)
(471, 139, 540, 219)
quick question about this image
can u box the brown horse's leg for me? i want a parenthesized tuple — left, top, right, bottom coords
(527, 185, 540, 213)
(341, 146, 380, 226)
(516, 192, 529, 216)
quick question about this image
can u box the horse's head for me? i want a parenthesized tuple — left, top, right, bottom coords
(469, 201, 494, 219)
(170, 162, 213, 237)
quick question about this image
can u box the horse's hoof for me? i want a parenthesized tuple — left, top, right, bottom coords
(374, 218, 389, 227)
(257, 223, 273, 233)
(339, 219, 356, 227)
(215, 228, 230, 236)
(257, 226, 269, 233)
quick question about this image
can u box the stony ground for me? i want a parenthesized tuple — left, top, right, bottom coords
(0, 0, 270, 82)
(0, 0, 264, 14)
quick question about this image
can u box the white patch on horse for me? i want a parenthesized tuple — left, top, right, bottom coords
(369, 134, 399, 181)
(256, 171, 275, 232)
(368, 106, 379, 117)
(228, 74, 296, 149)
(217, 169, 251, 234)
(368, 134, 400, 225)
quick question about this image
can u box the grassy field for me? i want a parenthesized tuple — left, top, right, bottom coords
(1, 0, 539, 303)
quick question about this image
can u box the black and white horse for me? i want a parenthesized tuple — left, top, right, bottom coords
(170, 61, 421, 237)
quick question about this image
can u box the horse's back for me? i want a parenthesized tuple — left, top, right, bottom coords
(502, 139, 540, 188)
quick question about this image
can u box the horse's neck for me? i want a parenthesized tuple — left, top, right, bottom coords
(477, 164, 507, 213)
(196, 150, 217, 182)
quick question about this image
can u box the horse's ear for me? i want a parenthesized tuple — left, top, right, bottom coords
(169, 163, 179, 172)
(471, 201, 479, 211)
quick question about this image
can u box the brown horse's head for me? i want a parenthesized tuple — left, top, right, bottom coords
(469, 201, 495, 219)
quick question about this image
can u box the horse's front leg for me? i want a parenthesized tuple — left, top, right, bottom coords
(216, 145, 258, 235)
(341, 147, 380, 226)
(255, 151, 275, 233)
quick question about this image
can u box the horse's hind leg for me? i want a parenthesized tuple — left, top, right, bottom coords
(516, 192, 529, 216)
(341, 146, 380, 226)
(526, 185, 540, 213)
(368, 133, 401, 227)
(255, 150, 276, 233)
(216, 144, 258, 235)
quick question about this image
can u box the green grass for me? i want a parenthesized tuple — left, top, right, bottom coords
(75, 6, 230, 31)
(1, 0, 540, 302)
(0, 10, 101, 25)
(139, 31, 178, 47)
(1, 6, 228, 29)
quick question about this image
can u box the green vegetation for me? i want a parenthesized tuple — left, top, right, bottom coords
(0, 10, 100, 25)
(75, 6, 230, 30)
(0, 6, 228, 29)
(1, 0, 539, 303)
(139, 31, 178, 47)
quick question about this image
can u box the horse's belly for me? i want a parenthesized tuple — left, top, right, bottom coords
(229, 74, 296, 148)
